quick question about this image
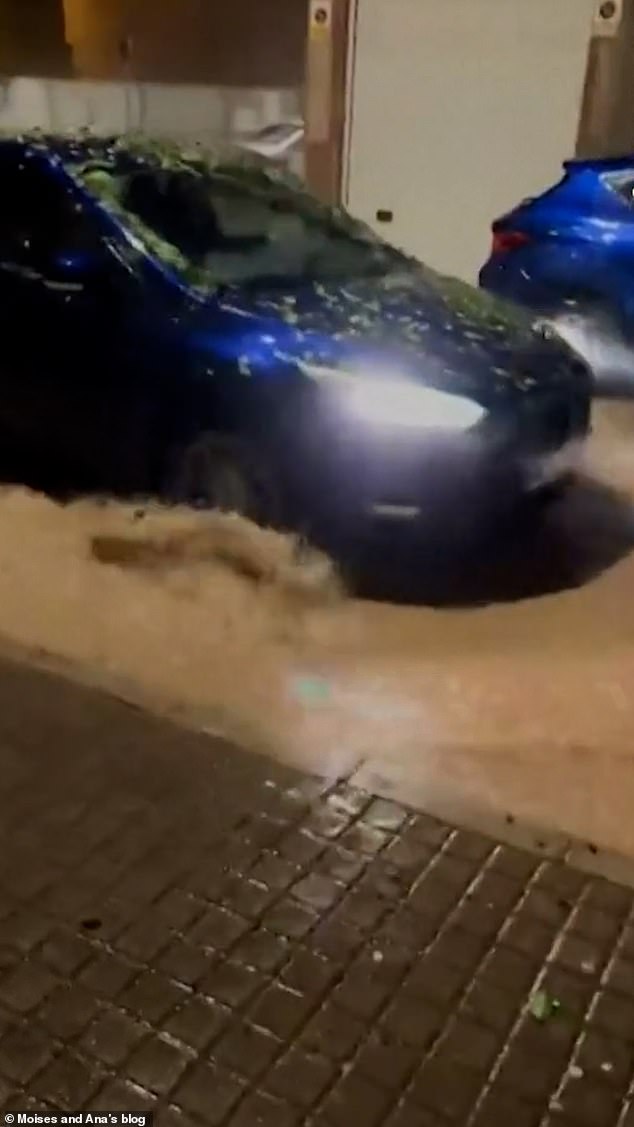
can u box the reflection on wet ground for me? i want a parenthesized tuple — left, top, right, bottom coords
(1, 404, 634, 873)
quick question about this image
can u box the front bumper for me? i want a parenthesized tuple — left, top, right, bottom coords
(281, 383, 590, 539)
(521, 436, 584, 493)
(361, 435, 584, 522)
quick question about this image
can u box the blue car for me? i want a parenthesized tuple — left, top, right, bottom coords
(479, 155, 634, 391)
(0, 132, 591, 544)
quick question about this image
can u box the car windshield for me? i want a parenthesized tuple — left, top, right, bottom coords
(79, 159, 397, 290)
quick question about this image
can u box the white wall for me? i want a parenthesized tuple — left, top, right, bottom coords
(0, 76, 305, 176)
(346, 0, 595, 282)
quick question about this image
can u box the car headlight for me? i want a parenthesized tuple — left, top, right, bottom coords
(301, 363, 486, 431)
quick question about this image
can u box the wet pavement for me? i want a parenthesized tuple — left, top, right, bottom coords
(0, 657, 634, 1125)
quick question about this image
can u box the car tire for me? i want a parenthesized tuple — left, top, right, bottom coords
(163, 433, 281, 526)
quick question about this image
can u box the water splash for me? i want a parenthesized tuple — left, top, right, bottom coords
(551, 312, 634, 399)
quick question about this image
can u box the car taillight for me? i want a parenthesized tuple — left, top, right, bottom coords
(492, 229, 531, 256)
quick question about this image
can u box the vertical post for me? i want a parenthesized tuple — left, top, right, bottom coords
(304, 0, 350, 204)
(577, 0, 634, 157)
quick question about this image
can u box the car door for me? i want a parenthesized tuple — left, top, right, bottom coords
(0, 151, 162, 490)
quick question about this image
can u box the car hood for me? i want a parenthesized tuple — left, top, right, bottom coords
(202, 265, 583, 406)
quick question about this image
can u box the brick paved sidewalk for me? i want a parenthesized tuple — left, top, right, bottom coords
(0, 660, 631, 1125)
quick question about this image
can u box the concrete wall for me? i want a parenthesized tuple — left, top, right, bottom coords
(0, 76, 305, 176)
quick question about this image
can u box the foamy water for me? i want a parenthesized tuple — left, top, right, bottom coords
(0, 402, 634, 854)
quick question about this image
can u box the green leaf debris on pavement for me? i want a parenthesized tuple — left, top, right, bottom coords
(529, 989, 561, 1022)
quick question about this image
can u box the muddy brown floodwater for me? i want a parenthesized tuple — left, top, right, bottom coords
(2, 401, 634, 873)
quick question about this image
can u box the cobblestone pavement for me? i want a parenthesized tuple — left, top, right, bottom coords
(0, 660, 633, 1125)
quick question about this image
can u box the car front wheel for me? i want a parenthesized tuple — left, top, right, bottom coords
(163, 433, 280, 526)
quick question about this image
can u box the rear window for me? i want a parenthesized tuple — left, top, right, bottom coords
(601, 169, 634, 205)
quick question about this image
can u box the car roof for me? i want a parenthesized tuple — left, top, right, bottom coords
(563, 154, 634, 173)
(0, 130, 299, 187)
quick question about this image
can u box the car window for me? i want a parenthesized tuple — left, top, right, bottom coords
(114, 166, 396, 289)
(0, 158, 99, 262)
(601, 169, 634, 207)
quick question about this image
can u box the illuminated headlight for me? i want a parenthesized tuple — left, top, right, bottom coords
(301, 364, 486, 431)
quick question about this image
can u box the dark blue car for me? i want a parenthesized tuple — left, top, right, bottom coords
(479, 155, 634, 392)
(0, 132, 591, 544)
